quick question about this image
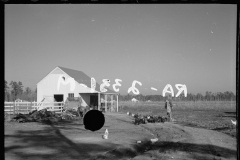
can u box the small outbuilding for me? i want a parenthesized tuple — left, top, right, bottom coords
(131, 98, 138, 102)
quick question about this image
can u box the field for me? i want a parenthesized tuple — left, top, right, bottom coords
(118, 101, 237, 137)
(5, 101, 237, 160)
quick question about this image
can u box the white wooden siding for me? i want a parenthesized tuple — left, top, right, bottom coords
(37, 73, 95, 107)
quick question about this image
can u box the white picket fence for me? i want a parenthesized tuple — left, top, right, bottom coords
(4, 101, 65, 115)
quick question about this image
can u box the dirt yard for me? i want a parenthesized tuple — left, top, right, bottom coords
(5, 111, 237, 160)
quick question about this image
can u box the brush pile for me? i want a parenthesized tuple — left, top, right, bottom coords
(61, 108, 80, 120)
(11, 109, 62, 123)
(10, 108, 81, 124)
(127, 112, 168, 125)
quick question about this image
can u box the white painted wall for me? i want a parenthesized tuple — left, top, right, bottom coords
(37, 70, 96, 107)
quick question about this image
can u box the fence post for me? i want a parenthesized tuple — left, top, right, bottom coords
(61, 101, 63, 113)
(13, 101, 15, 116)
(31, 101, 32, 112)
(9, 102, 11, 120)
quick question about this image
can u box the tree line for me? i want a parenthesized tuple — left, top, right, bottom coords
(118, 91, 236, 102)
(5, 80, 236, 102)
(5, 80, 37, 102)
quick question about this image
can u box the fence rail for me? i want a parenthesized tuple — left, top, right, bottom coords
(4, 101, 65, 115)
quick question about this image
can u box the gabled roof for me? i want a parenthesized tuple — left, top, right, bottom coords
(38, 66, 116, 94)
(58, 66, 92, 87)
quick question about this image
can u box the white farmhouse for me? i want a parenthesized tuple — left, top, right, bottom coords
(36, 66, 118, 111)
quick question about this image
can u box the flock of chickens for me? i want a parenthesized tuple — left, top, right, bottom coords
(127, 112, 168, 125)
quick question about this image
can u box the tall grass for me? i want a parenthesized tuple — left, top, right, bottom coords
(118, 101, 236, 111)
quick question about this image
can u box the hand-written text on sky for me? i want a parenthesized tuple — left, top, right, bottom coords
(57, 75, 187, 97)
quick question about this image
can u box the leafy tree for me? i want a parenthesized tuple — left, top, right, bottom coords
(228, 91, 235, 101)
(18, 87, 37, 102)
(5, 80, 9, 92)
(216, 92, 221, 101)
(9, 81, 24, 101)
(25, 87, 31, 95)
(205, 91, 210, 101)
(221, 92, 226, 101)
(126, 94, 132, 101)
(211, 92, 216, 101)
(117, 91, 236, 102)
(5, 80, 10, 101)
(196, 93, 200, 101)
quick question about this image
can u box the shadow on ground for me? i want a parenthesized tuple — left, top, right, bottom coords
(149, 141, 236, 159)
(5, 122, 237, 160)
(89, 138, 237, 160)
(5, 122, 114, 160)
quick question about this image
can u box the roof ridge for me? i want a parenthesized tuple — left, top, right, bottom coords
(58, 66, 84, 73)
(56, 66, 116, 94)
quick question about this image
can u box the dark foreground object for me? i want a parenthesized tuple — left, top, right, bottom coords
(83, 110, 105, 131)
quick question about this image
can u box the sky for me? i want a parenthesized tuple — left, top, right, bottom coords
(5, 4, 237, 96)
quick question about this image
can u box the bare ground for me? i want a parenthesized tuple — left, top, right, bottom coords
(5, 112, 237, 160)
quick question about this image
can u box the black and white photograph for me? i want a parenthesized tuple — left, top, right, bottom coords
(4, 4, 237, 160)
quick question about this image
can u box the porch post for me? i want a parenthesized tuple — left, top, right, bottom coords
(98, 93, 100, 111)
(105, 94, 107, 112)
(117, 94, 118, 112)
(111, 95, 113, 112)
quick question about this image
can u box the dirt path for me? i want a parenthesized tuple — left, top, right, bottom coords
(131, 122, 237, 160)
(5, 112, 237, 160)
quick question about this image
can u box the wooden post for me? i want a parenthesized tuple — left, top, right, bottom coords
(16, 101, 18, 114)
(30, 101, 32, 112)
(61, 101, 63, 113)
(111, 95, 113, 112)
(8, 102, 10, 120)
(105, 94, 107, 112)
(13, 101, 15, 116)
(117, 94, 118, 112)
(98, 93, 101, 111)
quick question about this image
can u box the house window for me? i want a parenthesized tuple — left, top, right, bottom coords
(69, 93, 74, 97)
(68, 93, 74, 101)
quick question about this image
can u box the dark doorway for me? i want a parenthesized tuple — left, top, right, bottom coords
(54, 94, 64, 106)
(90, 95, 98, 110)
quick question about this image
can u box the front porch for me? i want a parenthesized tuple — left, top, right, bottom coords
(77, 92, 119, 112)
